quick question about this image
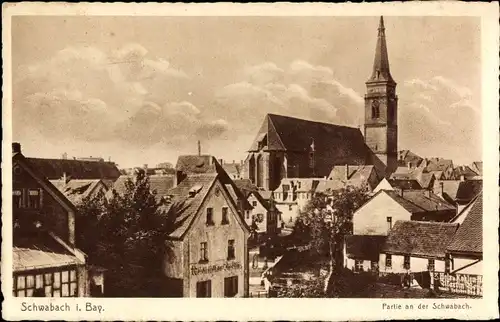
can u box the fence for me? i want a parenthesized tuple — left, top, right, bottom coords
(433, 272, 482, 297)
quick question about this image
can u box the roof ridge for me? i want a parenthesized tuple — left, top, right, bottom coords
(267, 113, 360, 131)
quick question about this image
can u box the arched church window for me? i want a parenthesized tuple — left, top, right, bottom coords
(371, 100, 380, 119)
(376, 70, 381, 79)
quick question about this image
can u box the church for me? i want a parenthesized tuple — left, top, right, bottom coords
(243, 17, 399, 191)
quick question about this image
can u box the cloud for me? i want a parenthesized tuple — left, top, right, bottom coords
(399, 76, 480, 157)
(13, 44, 226, 148)
(216, 60, 364, 134)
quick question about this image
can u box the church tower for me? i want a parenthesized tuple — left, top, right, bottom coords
(364, 16, 398, 175)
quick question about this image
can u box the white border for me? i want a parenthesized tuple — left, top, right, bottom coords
(2, 2, 499, 321)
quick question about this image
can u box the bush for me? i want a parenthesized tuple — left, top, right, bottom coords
(378, 273, 403, 286)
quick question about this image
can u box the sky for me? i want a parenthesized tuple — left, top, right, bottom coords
(11, 16, 481, 168)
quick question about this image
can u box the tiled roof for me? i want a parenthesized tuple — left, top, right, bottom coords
(383, 220, 459, 258)
(221, 162, 242, 177)
(277, 178, 321, 193)
(452, 165, 479, 180)
(388, 179, 422, 190)
(175, 155, 217, 174)
(424, 158, 453, 172)
(433, 180, 461, 200)
(13, 232, 83, 272)
(166, 174, 219, 239)
(111, 174, 175, 201)
(470, 161, 483, 176)
(345, 235, 387, 261)
(385, 190, 455, 214)
(50, 179, 103, 205)
(397, 150, 424, 167)
(25, 157, 121, 180)
(233, 179, 258, 198)
(447, 192, 482, 255)
(455, 180, 482, 203)
(249, 114, 372, 177)
(328, 165, 379, 189)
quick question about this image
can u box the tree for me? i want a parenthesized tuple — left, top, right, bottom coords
(293, 185, 370, 293)
(76, 170, 177, 297)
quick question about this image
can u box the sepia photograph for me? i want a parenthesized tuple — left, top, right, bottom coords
(2, 2, 499, 321)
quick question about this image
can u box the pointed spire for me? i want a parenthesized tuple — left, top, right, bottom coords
(369, 16, 394, 83)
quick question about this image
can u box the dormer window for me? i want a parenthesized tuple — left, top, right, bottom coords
(189, 184, 203, 198)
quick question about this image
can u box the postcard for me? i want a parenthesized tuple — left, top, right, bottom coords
(2, 2, 499, 321)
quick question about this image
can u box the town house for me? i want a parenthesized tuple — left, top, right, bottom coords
(11, 143, 91, 297)
(160, 155, 251, 297)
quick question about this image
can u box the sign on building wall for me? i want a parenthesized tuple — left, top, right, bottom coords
(433, 272, 483, 297)
(190, 262, 242, 276)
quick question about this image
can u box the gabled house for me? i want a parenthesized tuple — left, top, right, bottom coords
(433, 180, 482, 213)
(343, 235, 387, 273)
(452, 165, 481, 181)
(11, 143, 91, 297)
(327, 164, 382, 191)
(162, 172, 251, 297)
(447, 192, 482, 275)
(379, 221, 458, 274)
(422, 158, 454, 179)
(397, 150, 424, 168)
(220, 160, 244, 180)
(352, 189, 456, 236)
(245, 190, 281, 236)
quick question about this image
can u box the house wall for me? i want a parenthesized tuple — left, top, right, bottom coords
(353, 192, 412, 235)
(379, 253, 446, 274)
(276, 203, 299, 227)
(184, 181, 248, 297)
(345, 258, 375, 272)
(246, 193, 268, 233)
(451, 256, 482, 275)
(13, 161, 74, 246)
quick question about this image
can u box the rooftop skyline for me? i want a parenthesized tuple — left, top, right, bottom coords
(11, 16, 481, 167)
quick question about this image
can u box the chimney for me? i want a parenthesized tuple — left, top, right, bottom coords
(220, 158, 224, 165)
(460, 175, 465, 182)
(345, 164, 349, 180)
(62, 172, 67, 185)
(12, 142, 21, 154)
(440, 182, 444, 195)
(62, 152, 68, 160)
(198, 140, 201, 156)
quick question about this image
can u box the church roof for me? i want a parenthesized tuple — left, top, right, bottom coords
(248, 114, 372, 177)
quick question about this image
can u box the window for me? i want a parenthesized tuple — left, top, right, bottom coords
(354, 260, 363, 272)
(245, 211, 250, 219)
(227, 239, 235, 260)
(428, 259, 435, 271)
(403, 255, 411, 270)
(27, 189, 41, 209)
(206, 208, 214, 226)
(221, 207, 229, 225)
(288, 205, 293, 211)
(371, 260, 379, 271)
(386, 217, 392, 231)
(14, 268, 77, 297)
(252, 201, 257, 207)
(385, 254, 392, 268)
(199, 242, 208, 262)
(196, 280, 211, 298)
(13, 190, 22, 209)
(224, 276, 238, 297)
